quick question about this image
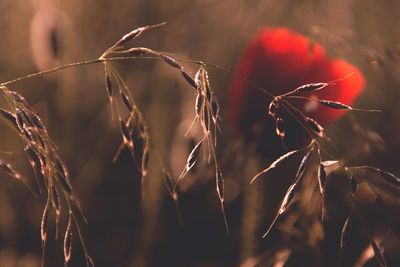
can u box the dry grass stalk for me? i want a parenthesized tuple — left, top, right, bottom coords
(0, 22, 396, 267)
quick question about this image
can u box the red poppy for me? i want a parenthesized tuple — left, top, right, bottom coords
(229, 27, 365, 149)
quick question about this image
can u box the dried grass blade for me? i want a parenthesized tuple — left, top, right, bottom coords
(262, 181, 298, 238)
(210, 92, 220, 124)
(115, 22, 166, 46)
(163, 170, 175, 197)
(119, 120, 133, 150)
(141, 145, 149, 177)
(318, 163, 326, 194)
(216, 168, 224, 202)
(51, 185, 61, 237)
(0, 108, 18, 128)
(350, 175, 359, 194)
(250, 149, 300, 184)
(356, 166, 400, 187)
(338, 211, 353, 266)
(180, 70, 197, 89)
(371, 240, 387, 267)
(121, 92, 133, 112)
(7, 91, 27, 103)
(0, 159, 18, 177)
(317, 100, 352, 110)
(54, 158, 73, 195)
(64, 213, 73, 264)
(293, 82, 328, 93)
(295, 148, 312, 181)
(317, 100, 381, 112)
(305, 117, 324, 138)
(85, 255, 95, 267)
(275, 118, 285, 139)
(279, 183, 297, 215)
(262, 150, 310, 238)
(105, 72, 113, 98)
(186, 140, 202, 172)
(163, 170, 182, 226)
(15, 108, 25, 131)
(216, 168, 229, 234)
(29, 112, 46, 130)
(0, 159, 35, 194)
(268, 99, 279, 117)
(195, 92, 203, 117)
(41, 201, 49, 242)
(194, 67, 203, 90)
(160, 54, 183, 70)
(340, 212, 352, 250)
(173, 140, 203, 191)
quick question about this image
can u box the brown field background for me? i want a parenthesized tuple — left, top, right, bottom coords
(0, 0, 399, 266)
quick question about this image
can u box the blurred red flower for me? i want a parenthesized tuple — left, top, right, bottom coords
(229, 27, 365, 152)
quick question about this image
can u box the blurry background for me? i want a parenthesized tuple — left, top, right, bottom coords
(0, 0, 399, 266)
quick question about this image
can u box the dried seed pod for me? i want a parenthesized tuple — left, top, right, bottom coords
(268, 99, 279, 117)
(318, 163, 326, 194)
(294, 82, 327, 93)
(0, 159, 17, 177)
(305, 117, 324, 137)
(194, 68, 203, 89)
(317, 100, 352, 110)
(126, 47, 147, 56)
(378, 169, 400, 187)
(195, 92, 203, 117)
(186, 140, 202, 171)
(7, 91, 27, 103)
(371, 240, 387, 267)
(350, 175, 358, 194)
(120, 120, 131, 145)
(202, 107, 210, 132)
(25, 146, 41, 172)
(29, 112, 45, 130)
(55, 158, 72, 195)
(36, 134, 46, 149)
(85, 256, 95, 267)
(163, 170, 175, 196)
(250, 149, 300, 184)
(41, 201, 49, 242)
(51, 185, 60, 213)
(15, 108, 25, 131)
(295, 149, 312, 180)
(216, 168, 224, 202)
(160, 54, 183, 70)
(210, 92, 220, 124)
(181, 70, 197, 89)
(262, 172, 303, 238)
(115, 22, 166, 46)
(340, 212, 352, 249)
(280, 183, 297, 214)
(358, 166, 400, 187)
(64, 214, 72, 264)
(105, 73, 113, 97)
(275, 117, 286, 139)
(0, 108, 18, 127)
(121, 92, 133, 112)
(141, 147, 149, 177)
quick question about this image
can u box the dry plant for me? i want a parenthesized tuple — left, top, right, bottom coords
(0, 22, 397, 267)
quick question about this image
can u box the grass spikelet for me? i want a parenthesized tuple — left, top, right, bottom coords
(305, 117, 324, 138)
(41, 200, 49, 243)
(250, 149, 301, 184)
(64, 213, 73, 264)
(371, 240, 387, 267)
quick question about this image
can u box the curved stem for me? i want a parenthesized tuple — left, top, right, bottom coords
(1, 56, 157, 87)
(1, 59, 102, 86)
(1, 55, 276, 99)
